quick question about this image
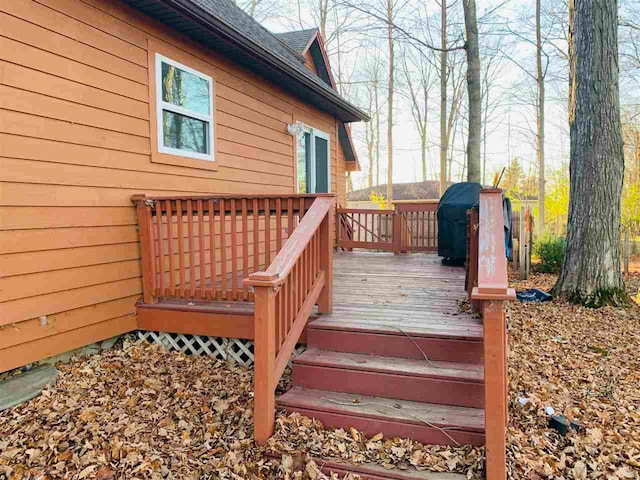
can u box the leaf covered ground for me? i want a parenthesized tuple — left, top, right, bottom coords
(505, 272, 640, 479)
(1, 273, 639, 479)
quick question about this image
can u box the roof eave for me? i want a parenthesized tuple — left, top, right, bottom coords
(155, 0, 370, 122)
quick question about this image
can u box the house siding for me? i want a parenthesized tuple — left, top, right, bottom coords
(0, 0, 348, 372)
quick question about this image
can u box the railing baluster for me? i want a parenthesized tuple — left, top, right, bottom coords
(165, 200, 175, 297)
(187, 200, 195, 299)
(231, 199, 238, 301)
(277, 289, 284, 350)
(209, 199, 216, 300)
(154, 201, 164, 297)
(253, 198, 260, 273)
(299, 197, 306, 219)
(287, 198, 294, 240)
(176, 200, 185, 298)
(198, 199, 206, 298)
(242, 199, 249, 301)
(265, 198, 271, 267)
(219, 199, 227, 299)
(276, 198, 282, 253)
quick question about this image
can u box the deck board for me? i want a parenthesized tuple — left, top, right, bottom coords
(313, 252, 481, 340)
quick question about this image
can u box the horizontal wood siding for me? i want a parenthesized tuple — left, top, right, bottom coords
(0, 0, 349, 372)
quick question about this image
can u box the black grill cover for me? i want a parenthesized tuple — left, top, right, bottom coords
(437, 182, 482, 260)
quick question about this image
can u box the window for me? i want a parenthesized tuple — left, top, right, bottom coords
(156, 54, 214, 161)
(296, 127, 330, 194)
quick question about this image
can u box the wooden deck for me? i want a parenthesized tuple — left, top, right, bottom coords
(322, 251, 481, 337)
(134, 191, 512, 478)
(279, 251, 487, 453)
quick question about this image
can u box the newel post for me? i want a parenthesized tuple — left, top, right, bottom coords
(471, 189, 515, 480)
(252, 282, 277, 443)
(133, 195, 156, 305)
(317, 206, 334, 314)
(482, 300, 508, 480)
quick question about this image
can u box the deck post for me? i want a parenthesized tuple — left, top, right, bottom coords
(317, 208, 334, 314)
(253, 284, 277, 443)
(483, 300, 508, 480)
(466, 209, 481, 313)
(392, 208, 401, 255)
(133, 196, 156, 305)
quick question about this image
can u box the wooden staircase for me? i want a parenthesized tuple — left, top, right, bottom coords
(275, 252, 488, 478)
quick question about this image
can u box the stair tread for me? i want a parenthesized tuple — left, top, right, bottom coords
(267, 453, 464, 479)
(315, 457, 465, 480)
(277, 387, 485, 432)
(308, 317, 482, 341)
(296, 350, 483, 382)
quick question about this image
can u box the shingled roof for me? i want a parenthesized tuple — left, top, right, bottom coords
(274, 28, 318, 55)
(348, 181, 443, 202)
(121, 0, 368, 122)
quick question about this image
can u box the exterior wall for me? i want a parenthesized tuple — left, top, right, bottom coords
(0, 0, 348, 372)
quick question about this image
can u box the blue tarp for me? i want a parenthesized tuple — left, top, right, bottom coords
(516, 289, 552, 302)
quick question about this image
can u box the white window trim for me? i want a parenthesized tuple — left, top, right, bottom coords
(155, 53, 215, 162)
(296, 126, 331, 194)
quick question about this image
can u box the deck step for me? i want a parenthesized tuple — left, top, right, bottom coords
(267, 453, 464, 480)
(277, 387, 485, 447)
(316, 458, 466, 480)
(293, 350, 483, 408)
(308, 315, 483, 364)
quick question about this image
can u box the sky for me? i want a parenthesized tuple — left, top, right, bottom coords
(256, 0, 639, 190)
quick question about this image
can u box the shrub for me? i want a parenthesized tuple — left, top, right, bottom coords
(533, 233, 566, 273)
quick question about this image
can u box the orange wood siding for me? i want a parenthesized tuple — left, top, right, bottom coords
(0, 0, 349, 372)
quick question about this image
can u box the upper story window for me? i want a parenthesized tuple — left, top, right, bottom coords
(156, 54, 214, 162)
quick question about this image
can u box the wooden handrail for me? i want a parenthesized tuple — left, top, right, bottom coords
(247, 195, 335, 443)
(337, 208, 395, 214)
(469, 189, 515, 480)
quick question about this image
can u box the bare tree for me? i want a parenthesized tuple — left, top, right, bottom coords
(498, 0, 569, 231)
(400, 46, 435, 181)
(385, 0, 394, 206)
(553, 0, 626, 306)
(462, 0, 481, 183)
(535, 0, 546, 230)
(439, 0, 448, 195)
(480, 37, 508, 185)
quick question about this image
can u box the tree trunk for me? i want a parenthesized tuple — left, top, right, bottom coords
(439, 0, 448, 196)
(386, 0, 394, 207)
(553, 0, 626, 306)
(482, 79, 488, 185)
(367, 123, 374, 188)
(374, 81, 380, 186)
(536, 0, 546, 232)
(463, 0, 481, 183)
(421, 132, 427, 182)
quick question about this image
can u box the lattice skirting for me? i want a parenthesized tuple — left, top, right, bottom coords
(136, 331, 306, 367)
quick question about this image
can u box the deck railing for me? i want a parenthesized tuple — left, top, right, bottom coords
(336, 201, 438, 253)
(394, 201, 439, 252)
(466, 189, 515, 480)
(337, 208, 394, 250)
(245, 195, 335, 443)
(132, 194, 319, 305)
